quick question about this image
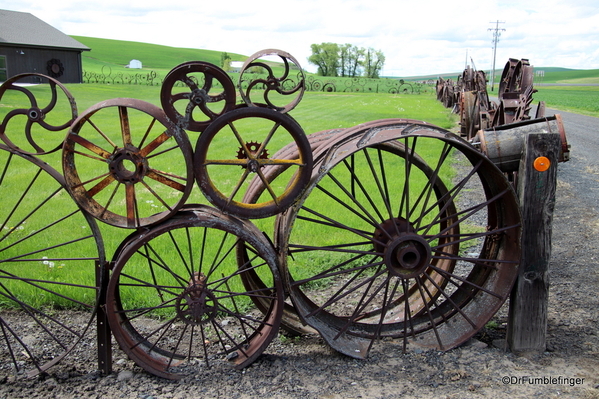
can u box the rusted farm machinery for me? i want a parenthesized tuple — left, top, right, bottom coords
(437, 59, 539, 139)
(0, 50, 562, 380)
(436, 58, 569, 170)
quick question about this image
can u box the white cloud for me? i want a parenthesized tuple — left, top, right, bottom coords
(2, 0, 598, 76)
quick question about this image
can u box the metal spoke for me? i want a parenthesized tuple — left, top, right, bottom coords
(277, 122, 520, 358)
(106, 206, 283, 379)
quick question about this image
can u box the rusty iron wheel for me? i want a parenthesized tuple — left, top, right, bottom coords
(160, 61, 237, 132)
(238, 121, 427, 335)
(62, 98, 194, 228)
(275, 120, 521, 358)
(238, 49, 305, 113)
(0, 143, 105, 378)
(0, 73, 78, 155)
(106, 205, 283, 379)
(237, 128, 345, 336)
(460, 91, 479, 140)
(194, 107, 313, 219)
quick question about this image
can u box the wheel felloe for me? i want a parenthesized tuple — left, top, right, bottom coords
(62, 98, 194, 229)
(275, 120, 520, 358)
(106, 205, 284, 379)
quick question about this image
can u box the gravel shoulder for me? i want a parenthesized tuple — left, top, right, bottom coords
(1, 110, 599, 399)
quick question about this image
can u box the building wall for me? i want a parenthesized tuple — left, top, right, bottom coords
(0, 45, 84, 83)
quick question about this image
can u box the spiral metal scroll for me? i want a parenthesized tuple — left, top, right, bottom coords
(238, 49, 305, 113)
(0, 73, 78, 155)
(161, 61, 237, 132)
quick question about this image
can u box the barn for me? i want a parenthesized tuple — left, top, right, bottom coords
(0, 9, 90, 84)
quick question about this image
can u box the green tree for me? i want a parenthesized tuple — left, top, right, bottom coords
(346, 45, 364, 77)
(363, 48, 385, 78)
(308, 43, 340, 77)
(221, 52, 232, 71)
(339, 44, 365, 77)
(309, 43, 383, 78)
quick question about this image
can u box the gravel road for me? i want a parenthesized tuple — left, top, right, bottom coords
(1, 109, 598, 399)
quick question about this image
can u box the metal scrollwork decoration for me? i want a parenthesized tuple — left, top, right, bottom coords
(161, 61, 237, 132)
(238, 49, 305, 113)
(0, 73, 78, 155)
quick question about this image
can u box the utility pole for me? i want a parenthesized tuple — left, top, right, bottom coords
(489, 20, 505, 91)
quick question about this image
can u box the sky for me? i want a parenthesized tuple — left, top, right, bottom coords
(3, 0, 599, 77)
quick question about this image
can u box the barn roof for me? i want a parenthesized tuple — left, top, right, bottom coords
(0, 9, 90, 51)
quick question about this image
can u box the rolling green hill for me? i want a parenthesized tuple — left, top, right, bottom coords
(72, 36, 599, 85)
(72, 35, 247, 73)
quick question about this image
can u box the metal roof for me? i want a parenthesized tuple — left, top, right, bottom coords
(0, 9, 90, 51)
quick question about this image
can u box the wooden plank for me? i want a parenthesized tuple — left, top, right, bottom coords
(506, 132, 561, 353)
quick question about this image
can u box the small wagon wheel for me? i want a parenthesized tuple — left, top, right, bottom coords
(238, 49, 305, 113)
(106, 205, 283, 379)
(0, 144, 105, 378)
(194, 107, 312, 219)
(160, 61, 237, 132)
(62, 98, 194, 228)
(276, 119, 521, 358)
(0, 73, 77, 155)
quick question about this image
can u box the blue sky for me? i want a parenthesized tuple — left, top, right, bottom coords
(3, 0, 598, 76)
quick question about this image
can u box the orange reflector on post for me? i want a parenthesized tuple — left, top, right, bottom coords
(533, 156, 550, 172)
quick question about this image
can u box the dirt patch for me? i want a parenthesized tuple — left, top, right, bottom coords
(1, 151, 599, 399)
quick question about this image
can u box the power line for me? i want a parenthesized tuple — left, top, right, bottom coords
(488, 20, 505, 91)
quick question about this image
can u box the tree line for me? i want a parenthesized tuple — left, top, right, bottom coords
(308, 43, 385, 78)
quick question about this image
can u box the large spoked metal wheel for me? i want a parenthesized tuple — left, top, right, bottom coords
(106, 205, 284, 380)
(194, 107, 313, 219)
(160, 61, 237, 132)
(0, 144, 105, 378)
(63, 98, 194, 228)
(275, 120, 521, 358)
(0, 73, 78, 155)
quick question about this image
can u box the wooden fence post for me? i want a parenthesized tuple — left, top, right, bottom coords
(96, 260, 112, 375)
(506, 132, 561, 353)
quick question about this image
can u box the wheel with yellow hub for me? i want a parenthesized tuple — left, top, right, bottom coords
(194, 107, 312, 219)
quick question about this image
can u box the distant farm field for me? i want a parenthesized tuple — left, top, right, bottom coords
(70, 36, 599, 117)
(534, 86, 599, 117)
(61, 84, 458, 135)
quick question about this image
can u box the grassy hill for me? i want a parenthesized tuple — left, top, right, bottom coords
(72, 36, 599, 85)
(72, 36, 247, 73)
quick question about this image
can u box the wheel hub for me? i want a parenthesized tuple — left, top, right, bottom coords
(109, 147, 149, 184)
(27, 107, 44, 122)
(176, 273, 218, 325)
(191, 88, 209, 105)
(384, 234, 432, 279)
(374, 218, 432, 279)
(236, 141, 269, 171)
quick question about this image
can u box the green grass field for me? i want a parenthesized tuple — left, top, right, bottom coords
(0, 79, 459, 312)
(1, 35, 597, 313)
(534, 86, 599, 117)
(70, 36, 599, 116)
